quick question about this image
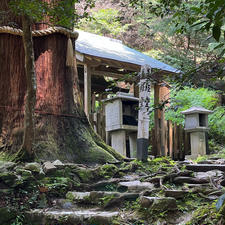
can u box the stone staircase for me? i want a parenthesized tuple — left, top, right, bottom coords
(2, 157, 225, 224)
(25, 179, 154, 225)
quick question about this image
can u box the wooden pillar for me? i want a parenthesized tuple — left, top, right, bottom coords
(168, 121, 173, 157)
(133, 83, 139, 98)
(154, 84, 161, 156)
(84, 64, 91, 120)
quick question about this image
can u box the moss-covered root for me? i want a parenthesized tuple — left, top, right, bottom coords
(13, 147, 34, 162)
(90, 127, 125, 162)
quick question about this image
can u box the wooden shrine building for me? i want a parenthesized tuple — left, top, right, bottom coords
(74, 30, 179, 156)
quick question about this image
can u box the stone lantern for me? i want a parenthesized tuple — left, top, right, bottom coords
(103, 92, 139, 157)
(181, 106, 213, 157)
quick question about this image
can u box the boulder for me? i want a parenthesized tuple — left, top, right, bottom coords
(43, 161, 56, 174)
(0, 161, 16, 172)
(104, 192, 139, 209)
(52, 160, 64, 167)
(24, 162, 42, 173)
(140, 196, 177, 211)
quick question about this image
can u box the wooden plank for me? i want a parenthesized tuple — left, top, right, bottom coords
(84, 64, 91, 120)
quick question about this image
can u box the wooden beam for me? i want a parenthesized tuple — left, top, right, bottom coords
(84, 64, 91, 119)
(76, 52, 84, 62)
(92, 70, 125, 79)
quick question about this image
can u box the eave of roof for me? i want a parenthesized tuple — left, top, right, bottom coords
(75, 30, 179, 74)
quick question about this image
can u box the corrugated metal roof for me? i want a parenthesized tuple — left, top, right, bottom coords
(75, 30, 179, 73)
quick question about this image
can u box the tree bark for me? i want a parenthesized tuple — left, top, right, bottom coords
(0, 0, 123, 163)
(18, 15, 36, 160)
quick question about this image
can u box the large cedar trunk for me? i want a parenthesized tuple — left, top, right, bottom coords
(0, 0, 123, 163)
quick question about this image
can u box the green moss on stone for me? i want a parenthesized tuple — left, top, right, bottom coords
(99, 164, 119, 179)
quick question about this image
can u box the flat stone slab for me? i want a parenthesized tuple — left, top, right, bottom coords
(118, 180, 154, 192)
(140, 196, 177, 211)
(173, 176, 209, 184)
(186, 164, 225, 172)
(66, 192, 90, 201)
(195, 170, 224, 180)
(26, 209, 119, 225)
(165, 190, 189, 199)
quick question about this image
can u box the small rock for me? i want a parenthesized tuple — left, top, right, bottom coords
(140, 196, 177, 211)
(24, 162, 41, 173)
(43, 161, 56, 174)
(53, 160, 64, 167)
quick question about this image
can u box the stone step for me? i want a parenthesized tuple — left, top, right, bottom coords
(66, 191, 139, 208)
(117, 180, 154, 192)
(186, 164, 225, 172)
(140, 196, 177, 211)
(26, 208, 119, 225)
(164, 190, 189, 199)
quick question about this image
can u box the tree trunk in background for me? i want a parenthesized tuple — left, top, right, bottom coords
(19, 15, 36, 160)
(0, 0, 123, 163)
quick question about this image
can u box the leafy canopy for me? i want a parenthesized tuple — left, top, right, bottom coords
(9, 0, 95, 27)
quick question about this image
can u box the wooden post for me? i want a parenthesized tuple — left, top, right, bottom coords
(159, 84, 170, 156)
(168, 121, 173, 157)
(84, 64, 91, 120)
(173, 123, 178, 160)
(133, 83, 139, 98)
(137, 65, 151, 162)
(164, 120, 168, 156)
(154, 84, 161, 156)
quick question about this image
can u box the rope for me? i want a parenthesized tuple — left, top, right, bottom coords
(0, 26, 78, 66)
(0, 26, 78, 39)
